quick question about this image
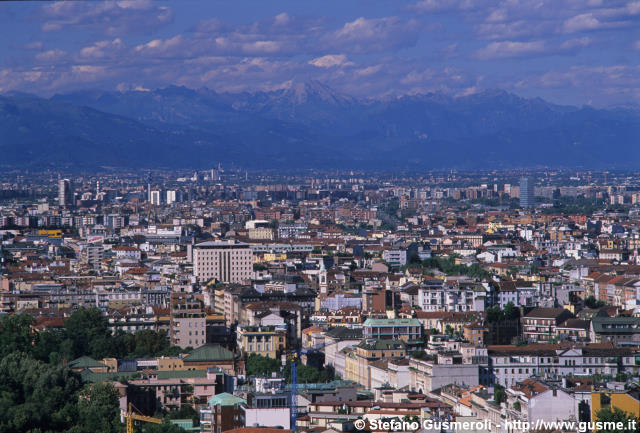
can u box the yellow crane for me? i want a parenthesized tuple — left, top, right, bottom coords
(125, 402, 162, 433)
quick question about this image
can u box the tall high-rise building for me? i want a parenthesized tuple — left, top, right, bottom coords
(166, 190, 177, 205)
(192, 240, 253, 283)
(150, 190, 161, 205)
(57, 179, 73, 207)
(146, 171, 152, 203)
(520, 176, 535, 208)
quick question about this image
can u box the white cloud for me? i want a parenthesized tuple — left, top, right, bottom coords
(475, 36, 592, 59)
(559, 37, 592, 50)
(241, 40, 283, 55)
(274, 12, 291, 26)
(71, 65, 106, 74)
(408, 0, 479, 13)
(562, 12, 629, 33)
(24, 42, 44, 51)
(563, 13, 603, 32)
(40, 1, 172, 36)
(354, 65, 382, 76)
(515, 65, 640, 91)
(135, 35, 184, 56)
(325, 16, 421, 53)
(474, 40, 546, 59)
(35, 49, 68, 63)
(80, 39, 124, 59)
(308, 54, 354, 68)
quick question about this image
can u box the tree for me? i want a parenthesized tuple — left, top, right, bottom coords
(122, 329, 172, 359)
(616, 372, 628, 382)
(32, 329, 65, 364)
(283, 361, 334, 384)
(513, 401, 521, 412)
(411, 350, 427, 359)
(165, 404, 199, 426)
(63, 308, 112, 359)
(143, 421, 188, 433)
(0, 314, 35, 358)
(595, 407, 640, 433)
(30, 308, 178, 362)
(585, 295, 605, 309)
(486, 306, 503, 323)
(493, 385, 506, 404)
(408, 253, 421, 264)
(0, 352, 81, 433)
(245, 354, 280, 377)
(73, 382, 122, 433)
(503, 302, 520, 320)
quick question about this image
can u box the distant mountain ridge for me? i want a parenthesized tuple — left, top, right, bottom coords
(2, 82, 639, 169)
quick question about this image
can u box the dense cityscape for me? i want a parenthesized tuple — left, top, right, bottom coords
(2, 0, 639, 431)
(2, 168, 640, 432)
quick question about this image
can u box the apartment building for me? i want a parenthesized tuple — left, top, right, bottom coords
(418, 283, 486, 312)
(362, 318, 422, 342)
(409, 352, 480, 393)
(200, 393, 246, 433)
(171, 293, 206, 349)
(590, 316, 640, 343)
(488, 344, 635, 387)
(344, 339, 407, 388)
(192, 240, 253, 284)
(236, 325, 287, 359)
(521, 308, 574, 343)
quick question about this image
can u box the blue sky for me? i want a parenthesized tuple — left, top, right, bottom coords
(0, 0, 638, 107)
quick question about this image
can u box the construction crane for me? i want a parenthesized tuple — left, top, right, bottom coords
(283, 351, 300, 431)
(125, 402, 162, 433)
(291, 357, 298, 431)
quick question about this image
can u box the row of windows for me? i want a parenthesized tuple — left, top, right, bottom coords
(495, 356, 623, 364)
(183, 330, 205, 336)
(496, 367, 609, 375)
(248, 344, 271, 352)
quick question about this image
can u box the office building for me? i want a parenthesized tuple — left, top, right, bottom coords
(166, 190, 177, 205)
(192, 240, 253, 283)
(58, 179, 74, 207)
(150, 190, 161, 205)
(520, 176, 535, 207)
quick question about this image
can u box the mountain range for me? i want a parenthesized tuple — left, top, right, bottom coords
(1, 81, 639, 170)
